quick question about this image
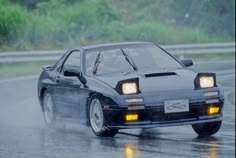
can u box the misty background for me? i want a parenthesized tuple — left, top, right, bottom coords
(0, 0, 235, 51)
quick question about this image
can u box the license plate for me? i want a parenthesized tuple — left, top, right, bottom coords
(164, 99, 189, 113)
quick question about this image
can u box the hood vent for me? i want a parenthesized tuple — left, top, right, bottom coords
(145, 72, 176, 78)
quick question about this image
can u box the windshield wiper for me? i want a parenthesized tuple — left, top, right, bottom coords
(120, 48, 138, 71)
(93, 51, 101, 75)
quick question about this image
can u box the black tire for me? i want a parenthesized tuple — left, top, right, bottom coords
(89, 97, 118, 137)
(192, 121, 222, 137)
(43, 91, 56, 127)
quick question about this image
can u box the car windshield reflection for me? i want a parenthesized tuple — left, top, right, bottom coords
(85, 45, 182, 76)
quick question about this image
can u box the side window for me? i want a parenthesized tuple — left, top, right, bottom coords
(62, 51, 80, 72)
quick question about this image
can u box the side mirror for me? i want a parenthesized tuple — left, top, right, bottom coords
(180, 59, 193, 67)
(64, 68, 87, 85)
(64, 68, 80, 77)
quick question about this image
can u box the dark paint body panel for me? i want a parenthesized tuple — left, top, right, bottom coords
(95, 69, 196, 91)
(37, 42, 224, 128)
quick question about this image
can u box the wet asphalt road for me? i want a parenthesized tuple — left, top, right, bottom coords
(0, 61, 235, 158)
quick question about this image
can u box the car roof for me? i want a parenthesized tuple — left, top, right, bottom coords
(80, 41, 154, 50)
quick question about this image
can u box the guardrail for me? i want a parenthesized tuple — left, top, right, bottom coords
(0, 42, 235, 63)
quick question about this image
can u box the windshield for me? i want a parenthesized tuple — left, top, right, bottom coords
(85, 44, 182, 76)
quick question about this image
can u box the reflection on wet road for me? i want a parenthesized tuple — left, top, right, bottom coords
(0, 125, 234, 158)
(0, 61, 235, 158)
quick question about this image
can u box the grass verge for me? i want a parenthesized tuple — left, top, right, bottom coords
(0, 61, 54, 79)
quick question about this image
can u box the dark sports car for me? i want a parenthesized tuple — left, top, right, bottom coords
(38, 42, 224, 137)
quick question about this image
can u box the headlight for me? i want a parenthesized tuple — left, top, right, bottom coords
(115, 78, 140, 95)
(200, 76, 215, 88)
(122, 82, 137, 94)
(194, 73, 216, 89)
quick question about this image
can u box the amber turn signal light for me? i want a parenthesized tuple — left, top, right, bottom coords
(208, 106, 220, 115)
(125, 114, 138, 121)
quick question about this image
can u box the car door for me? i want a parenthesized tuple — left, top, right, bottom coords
(53, 50, 82, 118)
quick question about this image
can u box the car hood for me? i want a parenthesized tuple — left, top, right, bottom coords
(95, 69, 197, 93)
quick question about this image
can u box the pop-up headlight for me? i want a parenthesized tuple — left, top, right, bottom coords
(199, 76, 215, 88)
(195, 73, 216, 89)
(116, 78, 140, 95)
(122, 82, 137, 94)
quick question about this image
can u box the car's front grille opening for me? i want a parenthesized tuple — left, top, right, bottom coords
(151, 106, 202, 122)
(145, 72, 176, 78)
(151, 112, 197, 122)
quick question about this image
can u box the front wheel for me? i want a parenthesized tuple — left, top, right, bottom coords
(89, 97, 118, 137)
(192, 121, 222, 137)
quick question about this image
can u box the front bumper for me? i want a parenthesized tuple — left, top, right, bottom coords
(103, 100, 224, 129)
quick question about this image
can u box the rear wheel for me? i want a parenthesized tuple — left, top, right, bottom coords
(89, 97, 118, 137)
(43, 91, 56, 126)
(192, 121, 222, 137)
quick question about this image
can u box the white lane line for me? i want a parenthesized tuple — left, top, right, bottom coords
(219, 134, 236, 139)
(0, 75, 38, 84)
(223, 121, 235, 126)
(151, 135, 235, 150)
(189, 142, 235, 150)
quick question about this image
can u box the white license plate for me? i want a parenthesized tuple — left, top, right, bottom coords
(164, 99, 189, 113)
